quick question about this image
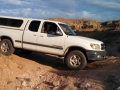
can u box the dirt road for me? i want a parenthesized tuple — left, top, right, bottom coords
(0, 51, 120, 90)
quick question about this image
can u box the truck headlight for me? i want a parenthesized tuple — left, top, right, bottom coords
(90, 44, 100, 50)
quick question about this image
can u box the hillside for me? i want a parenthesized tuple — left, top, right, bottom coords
(1, 52, 120, 90)
(47, 18, 120, 31)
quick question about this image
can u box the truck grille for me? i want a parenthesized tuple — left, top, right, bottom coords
(101, 44, 105, 50)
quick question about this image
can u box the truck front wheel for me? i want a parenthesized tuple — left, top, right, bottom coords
(65, 50, 87, 70)
(0, 39, 14, 56)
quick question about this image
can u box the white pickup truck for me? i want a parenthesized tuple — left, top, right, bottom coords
(0, 16, 106, 70)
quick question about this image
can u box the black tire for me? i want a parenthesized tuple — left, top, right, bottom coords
(20, 49, 32, 54)
(65, 50, 87, 70)
(0, 39, 15, 56)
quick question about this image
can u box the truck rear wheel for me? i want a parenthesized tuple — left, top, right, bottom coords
(0, 39, 15, 56)
(65, 50, 87, 70)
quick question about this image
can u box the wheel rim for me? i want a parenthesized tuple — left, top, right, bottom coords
(1, 42, 9, 53)
(70, 55, 81, 67)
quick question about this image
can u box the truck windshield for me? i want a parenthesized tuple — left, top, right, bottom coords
(59, 23, 76, 35)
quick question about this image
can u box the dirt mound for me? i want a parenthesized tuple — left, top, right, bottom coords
(1, 53, 120, 90)
(0, 55, 21, 90)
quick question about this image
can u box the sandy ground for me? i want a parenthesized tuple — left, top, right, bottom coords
(0, 50, 120, 90)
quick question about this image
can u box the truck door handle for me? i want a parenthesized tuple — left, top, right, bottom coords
(33, 34, 36, 36)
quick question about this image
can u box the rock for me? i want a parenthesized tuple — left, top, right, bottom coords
(36, 83, 51, 90)
(53, 81, 60, 87)
(92, 85, 103, 90)
(63, 84, 78, 90)
(87, 87, 103, 90)
(80, 82, 91, 88)
(16, 87, 20, 90)
(22, 81, 27, 87)
(53, 86, 60, 90)
(115, 87, 120, 90)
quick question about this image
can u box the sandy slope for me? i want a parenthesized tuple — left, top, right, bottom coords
(0, 51, 120, 90)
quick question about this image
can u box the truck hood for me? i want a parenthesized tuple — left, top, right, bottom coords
(67, 35, 103, 44)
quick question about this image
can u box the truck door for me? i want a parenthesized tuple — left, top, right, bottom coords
(36, 21, 65, 55)
(22, 20, 41, 50)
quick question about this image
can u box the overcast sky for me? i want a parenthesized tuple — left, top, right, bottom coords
(0, 0, 120, 21)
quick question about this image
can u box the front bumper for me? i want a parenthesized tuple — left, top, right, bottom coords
(86, 50, 106, 61)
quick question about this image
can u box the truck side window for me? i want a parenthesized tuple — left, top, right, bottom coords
(29, 21, 41, 32)
(8, 19, 23, 27)
(0, 18, 8, 25)
(41, 22, 60, 35)
(0, 18, 23, 27)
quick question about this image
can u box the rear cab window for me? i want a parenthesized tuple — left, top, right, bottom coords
(28, 20, 41, 32)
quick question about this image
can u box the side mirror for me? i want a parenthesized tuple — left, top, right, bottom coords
(55, 30, 63, 36)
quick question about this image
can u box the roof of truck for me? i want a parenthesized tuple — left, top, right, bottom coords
(0, 15, 65, 24)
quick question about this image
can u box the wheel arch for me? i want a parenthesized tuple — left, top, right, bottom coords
(0, 36, 14, 47)
(64, 46, 88, 61)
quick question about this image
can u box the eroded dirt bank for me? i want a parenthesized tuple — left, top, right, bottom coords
(0, 51, 120, 90)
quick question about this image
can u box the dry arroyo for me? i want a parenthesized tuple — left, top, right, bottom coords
(0, 51, 120, 90)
